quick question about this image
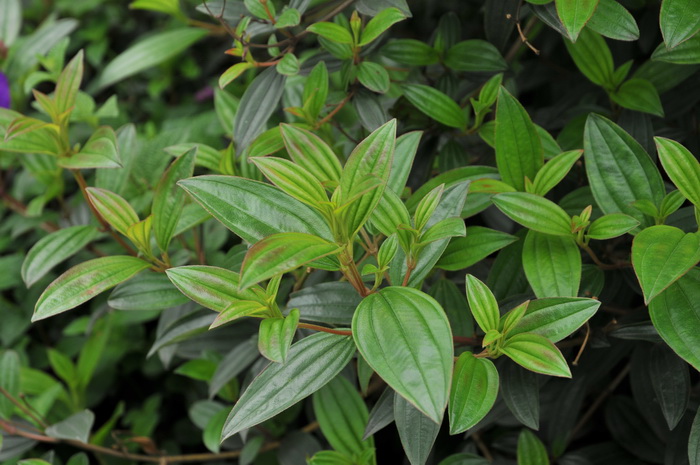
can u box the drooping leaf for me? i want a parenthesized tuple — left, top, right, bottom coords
(352, 287, 453, 423)
(394, 393, 441, 465)
(508, 297, 600, 343)
(649, 344, 689, 430)
(522, 231, 581, 298)
(631, 225, 700, 304)
(258, 309, 299, 363)
(501, 362, 540, 430)
(501, 333, 571, 378)
(33, 256, 151, 321)
(564, 28, 614, 88)
(448, 352, 499, 434)
(209, 338, 259, 398)
(221, 332, 356, 441)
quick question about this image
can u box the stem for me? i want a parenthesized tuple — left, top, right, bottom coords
(298, 323, 352, 336)
(578, 243, 629, 270)
(315, 91, 355, 128)
(0, 387, 48, 428)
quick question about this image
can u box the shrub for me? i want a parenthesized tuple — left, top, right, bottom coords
(0, 0, 699, 464)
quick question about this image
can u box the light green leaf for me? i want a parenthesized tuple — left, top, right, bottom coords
(22, 225, 99, 287)
(252, 156, 328, 208)
(258, 309, 299, 363)
(0, 351, 20, 419)
(276, 53, 300, 76)
(360, 7, 406, 46)
(55, 50, 84, 116)
(85, 187, 139, 236)
(33, 256, 151, 321)
(276, 8, 301, 28)
(564, 28, 614, 88)
(655, 137, 700, 208)
(307, 22, 353, 44)
(660, 0, 700, 48)
(165, 266, 263, 312)
(130, 0, 182, 16)
(153, 148, 196, 251)
(501, 333, 571, 377)
(448, 352, 498, 434)
(60, 127, 121, 170)
(280, 124, 342, 184)
(357, 61, 390, 94)
(465, 275, 500, 334)
(492, 192, 572, 236)
(517, 429, 550, 465)
(530, 150, 582, 196)
(610, 78, 664, 116)
(586, 213, 639, 240)
(240, 233, 342, 290)
(219, 62, 253, 89)
(631, 225, 700, 304)
(369, 189, 411, 237)
(92, 28, 207, 90)
(587, 0, 638, 41)
(436, 227, 517, 271)
(522, 231, 581, 298)
(402, 84, 467, 129)
(495, 87, 544, 191)
(352, 287, 453, 423)
(555, 0, 600, 42)
(221, 332, 356, 441)
(509, 297, 600, 342)
(583, 114, 665, 228)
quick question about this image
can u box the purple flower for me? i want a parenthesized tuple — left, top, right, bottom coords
(0, 71, 10, 109)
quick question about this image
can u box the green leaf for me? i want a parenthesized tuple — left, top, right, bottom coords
(280, 124, 342, 184)
(85, 187, 139, 236)
(258, 309, 299, 363)
(370, 189, 411, 237)
(55, 50, 84, 116)
(465, 275, 500, 334)
(492, 192, 572, 236)
(402, 84, 467, 129)
(501, 333, 571, 377)
(303, 62, 329, 121)
(130, 0, 182, 16)
(21, 225, 99, 287)
(339, 119, 397, 236)
(219, 62, 253, 89)
(92, 28, 207, 90)
(394, 393, 440, 465)
(313, 375, 374, 458)
(59, 127, 121, 170)
(655, 137, 700, 208)
(276, 7, 301, 28)
(360, 7, 406, 46)
(586, 0, 638, 41)
(564, 28, 614, 88)
(108, 272, 190, 311)
(287, 282, 361, 326)
(508, 297, 601, 343)
(649, 269, 700, 372)
(45, 410, 95, 443)
(381, 39, 439, 66)
(352, 287, 453, 423)
(419, 217, 466, 244)
(307, 22, 353, 44)
(276, 53, 300, 76)
(517, 429, 550, 465)
(436, 226, 517, 271)
(209, 338, 259, 398)
(649, 345, 689, 429)
(234, 66, 287, 151)
(0, 0, 21, 47)
(221, 332, 356, 441)
(444, 40, 507, 72)
(212, 301, 267, 328)
(495, 87, 544, 191)
(530, 150, 582, 196)
(414, 184, 445, 231)
(586, 213, 639, 240)
(631, 225, 700, 304)
(165, 266, 263, 312)
(583, 114, 665, 228)
(178, 176, 333, 244)
(357, 61, 390, 94)
(522, 231, 581, 298)
(153, 148, 196, 251)
(555, 0, 600, 42)
(660, 0, 700, 48)
(691, 407, 700, 465)
(240, 233, 341, 290)
(610, 78, 664, 116)
(33, 256, 151, 322)
(252, 156, 328, 208)
(501, 363, 540, 430)
(448, 352, 498, 434)
(0, 351, 20, 419)
(652, 33, 700, 64)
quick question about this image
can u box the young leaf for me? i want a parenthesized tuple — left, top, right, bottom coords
(586, 213, 639, 240)
(631, 225, 700, 304)
(239, 233, 342, 290)
(517, 429, 550, 465)
(501, 333, 571, 378)
(359, 7, 405, 46)
(394, 393, 441, 465)
(60, 127, 121, 170)
(495, 87, 544, 191)
(21, 225, 99, 287)
(583, 114, 665, 228)
(33, 256, 151, 321)
(258, 309, 299, 363)
(212, 300, 267, 328)
(522, 231, 581, 298)
(436, 227, 517, 271)
(221, 332, 356, 441)
(153, 148, 196, 252)
(54, 50, 84, 115)
(165, 266, 263, 312)
(530, 150, 582, 196)
(655, 137, 700, 208)
(85, 187, 139, 236)
(252, 156, 328, 208)
(307, 22, 353, 44)
(448, 352, 498, 434)
(357, 61, 390, 94)
(352, 287, 453, 424)
(649, 269, 700, 372)
(492, 192, 572, 236)
(402, 84, 467, 129)
(508, 297, 600, 342)
(555, 0, 600, 42)
(313, 375, 375, 458)
(660, 0, 700, 48)
(465, 274, 500, 333)
(610, 78, 664, 117)
(219, 62, 253, 89)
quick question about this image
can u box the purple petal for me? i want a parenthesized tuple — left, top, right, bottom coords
(0, 71, 10, 109)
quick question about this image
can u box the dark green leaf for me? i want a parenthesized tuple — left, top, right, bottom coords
(436, 226, 517, 271)
(610, 78, 664, 116)
(449, 352, 498, 434)
(501, 362, 540, 430)
(394, 393, 440, 465)
(109, 272, 189, 310)
(649, 344, 689, 429)
(444, 40, 507, 72)
(234, 67, 287, 151)
(522, 231, 581, 298)
(402, 84, 467, 129)
(357, 61, 390, 94)
(564, 28, 614, 88)
(517, 429, 550, 465)
(492, 192, 572, 236)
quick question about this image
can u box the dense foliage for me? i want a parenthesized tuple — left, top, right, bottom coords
(1, 0, 700, 464)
